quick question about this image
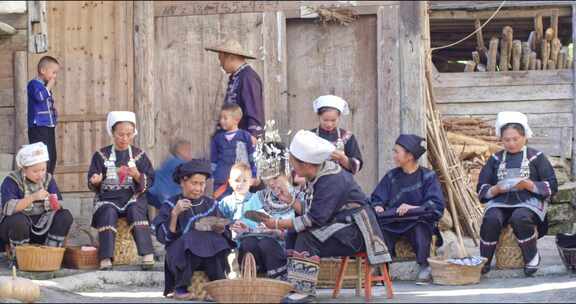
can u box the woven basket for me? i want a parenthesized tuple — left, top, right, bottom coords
(318, 257, 361, 288)
(428, 256, 487, 286)
(113, 218, 139, 266)
(63, 229, 99, 270)
(557, 244, 576, 273)
(495, 226, 525, 270)
(204, 253, 293, 303)
(187, 271, 209, 300)
(395, 235, 438, 261)
(16, 245, 65, 272)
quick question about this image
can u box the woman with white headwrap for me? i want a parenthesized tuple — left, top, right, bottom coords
(311, 95, 363, 175)
(477, 112, 558, 276)
(88, 111, 155, 270)
(0, 142, 73, 267)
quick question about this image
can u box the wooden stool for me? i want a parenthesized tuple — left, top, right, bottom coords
(113, 218, 139, 265)
(495, 225, 526, 270)
(332, 252, 394, 301)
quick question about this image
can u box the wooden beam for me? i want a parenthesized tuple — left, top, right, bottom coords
(57, 114, 107, 123)
(134, 1, 156, 150)
(430, 1, 574, 10)
(377, 5, 401, 176)
(430, 6, 571, 20)
(571, 3, 576, 178)
(27, 1, 48, 53)
(0, 21, 16, 35)
(13, 51, 27, 155)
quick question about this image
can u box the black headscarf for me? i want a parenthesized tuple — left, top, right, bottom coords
(396, 134, 426, 160)
(172, 159, 212, 183)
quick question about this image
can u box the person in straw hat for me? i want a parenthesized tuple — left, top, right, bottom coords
(87, 111, 155, 270)
(0, 142, 73, 267)
(205, 38, 264, 141)
(260, 130, 390, 302)
(477, 111, 557, 276)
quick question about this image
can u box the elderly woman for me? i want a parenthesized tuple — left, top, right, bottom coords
(0, 142, 73, 266)
(311, 95, 363, 175)
(219, 142, 297, 280)
(478, 112, 558, 276)
(88, 111, 155, 270)
(152, 159, 234, 300)
(370, 134, 445, 284)
(261, 130, 390, 302)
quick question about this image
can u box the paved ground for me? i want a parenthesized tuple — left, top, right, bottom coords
(26, 273, 576, 303)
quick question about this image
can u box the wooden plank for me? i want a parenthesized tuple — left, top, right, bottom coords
(434, 84, 573, 103)
(0, 107, 15, 154)
(0, 13, 28, 30)
(0, 29, 26, 51)
(286, 15, 379, 191)
(430, 6, 572, 20)
(0, 88, 13, 107)
(438, 99, 572, 115)
(432, 70, 574, 88)
(431, 1, 574, 10)
(27, 1, 48, 53)
(13, 51, 27, 151)
(57, 114, 107, 122)
(134, 1, 155, 150)
(442, 112, 574, 128)
(377, 5, 400, 176)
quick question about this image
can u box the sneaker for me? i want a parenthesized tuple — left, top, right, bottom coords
(416, 265, 432, 285)
(524, 253, 540, 277)
(99, 258, 112, 270)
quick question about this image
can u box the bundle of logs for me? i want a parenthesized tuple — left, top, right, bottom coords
(465, 14, 573, 72)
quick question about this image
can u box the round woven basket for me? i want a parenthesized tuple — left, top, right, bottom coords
(63, 229, 99, 270)
(188, 271, 209, 300)
(557, 244, 576, 273)
(495, 226, 525, 270)
(204, 253, 293, 303)
(16, 245, 65, 272)
(113, 218, 139, 266)
(318, 257, 361, 288)
(428, 256, 487, 286)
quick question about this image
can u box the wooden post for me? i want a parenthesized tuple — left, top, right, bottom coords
(27, 1, 48, 53)
(521, 41, 530, 70)
(571, 4, 576, 178)
(134, 2, 155, 151)
(551, 11, 559, 39)
(13, 51, 28, 156)
(487, 37, 499, 72)
(534, 14, 543, 50)
(377, 5, 401, 176)
(512, 40, 521, 71)
(550, 37, 561, 69)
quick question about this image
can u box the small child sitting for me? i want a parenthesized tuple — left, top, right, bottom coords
(211, 104, 257, 199)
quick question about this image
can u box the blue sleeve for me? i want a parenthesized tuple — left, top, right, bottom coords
(477, 155, 498, 203)
(152, 203, 179, 245)
(239, 73, 264, 136)
(210, 135, 219, 171)
(47, 177, 63, 200)
(1, 177, 22, 205)
(422, 172, 445, 220)
(27, 80, 49, 103)
(218, 198, 234, 221)
(370, 174, 391, 208)
(245, 131, 257, 178)
(293, 174, 345, 232)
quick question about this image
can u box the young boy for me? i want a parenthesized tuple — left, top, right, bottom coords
(211, 104, 257, 199)
(27, 56, 60, 174)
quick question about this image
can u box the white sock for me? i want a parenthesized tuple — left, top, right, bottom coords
(527, 253, 540, 267)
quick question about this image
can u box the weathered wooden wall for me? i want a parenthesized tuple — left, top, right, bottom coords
(434, 70, 574, 158)
(25, 1, 135, 192)
(286, 16, 379, 191)
(0, 12, 27, 157)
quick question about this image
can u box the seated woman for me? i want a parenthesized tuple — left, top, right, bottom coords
(370, 134, 445, 285)
(152, 159, 234, 300)
(310, 95, 363, 175)
(261, 130, 390, 302)
(0, 142, 73, 266)
(478, 111, 557, 276)
(88, 111, 155, 270)
(219, 142, 297, 280)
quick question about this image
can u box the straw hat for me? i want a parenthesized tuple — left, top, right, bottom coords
(205, 38, 256, 59)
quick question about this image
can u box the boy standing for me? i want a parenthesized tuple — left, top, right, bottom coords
(27, 56, 60, 174)
(211, 104, 257, 199)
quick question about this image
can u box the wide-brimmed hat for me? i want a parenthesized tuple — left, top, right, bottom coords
(205, 38, 256, 59)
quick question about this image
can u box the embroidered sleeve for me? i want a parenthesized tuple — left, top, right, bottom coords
(87, 151, 105, 192)
(530, 154, 558, 199)
(28, 80, 48, 103)
(152, 203, 179, 245)
(134, 152, 154, 194)
(370, 174, 391, 209)
(299, 174, 345, 229)
(477, 155, 499, 203)
(1, 177, 23, 216)
(344, 134, 363, 174)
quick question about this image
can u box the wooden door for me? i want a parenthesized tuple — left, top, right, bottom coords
(28, 1, 134, 192)
(286, 16, 379, 192)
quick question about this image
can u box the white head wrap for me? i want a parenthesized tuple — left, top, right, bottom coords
(16, 142, 49, 168)
(495, 111, 533, 138)
(106, 111, 138, 137)
(312, 95, 350, 115)
(289, 130, 335, 164)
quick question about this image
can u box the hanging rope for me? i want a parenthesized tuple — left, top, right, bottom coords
(430, 0, 507, 52)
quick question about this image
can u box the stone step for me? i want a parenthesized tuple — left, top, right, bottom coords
(553, 182, 576, 204)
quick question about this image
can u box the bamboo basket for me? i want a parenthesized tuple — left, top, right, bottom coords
(495, 226, 524, 270)
(318, 257, 361, 288)
(203, 253, 293, 303)
(428, 256, 487, 286)
(63, 229, 99, 270)
(16, 245, 65, 272)
(113, 218, 139, 266)
(188, 271, 209, 300)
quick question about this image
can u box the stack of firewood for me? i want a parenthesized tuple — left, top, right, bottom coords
(442, 117, 499, 144)
(465, 14, 573, 72)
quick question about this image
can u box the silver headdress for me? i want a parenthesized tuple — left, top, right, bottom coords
(255, 120, 290, 181)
